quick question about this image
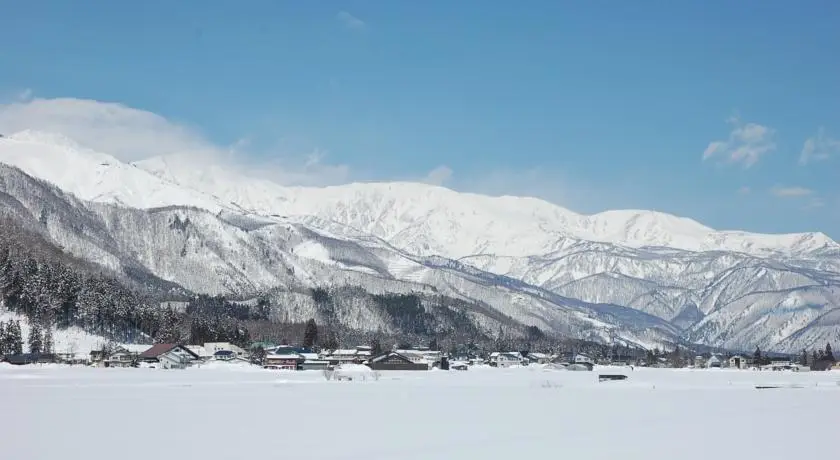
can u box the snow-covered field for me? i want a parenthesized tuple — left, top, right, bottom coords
(2, 364, 839, 460)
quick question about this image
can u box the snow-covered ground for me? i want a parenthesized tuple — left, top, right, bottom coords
(2, 364, 838, 460)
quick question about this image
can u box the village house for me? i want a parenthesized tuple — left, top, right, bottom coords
(526, 352, 550, 365)
(2, 353, 58, 365)
(213, 350, 237, 361)
(760, 360, 803, 371)
(54, 351, 88, 365)
(138, 344, 200, 369)
(89, 345, 144, 367)
(300, 358, 330, 371)
(394, 348, 441, 366)
(728, 355, 748, 369)
(324, 346, 372, 364)
(186, 345, 213, 361)
(490, 352, 523, 368)
(368, 351, 430, 371)
(706, 355, 723, 368)
(264, 348, 303, 370)
(104, 351, 137, 368)
(204, 342, 246, 358)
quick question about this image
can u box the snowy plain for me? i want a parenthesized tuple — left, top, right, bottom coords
(2, 364, 839, 460)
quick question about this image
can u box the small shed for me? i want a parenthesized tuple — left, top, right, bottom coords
(728, 355, 747, 369)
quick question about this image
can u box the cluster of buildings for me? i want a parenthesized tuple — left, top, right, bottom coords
(693, 354, 836, 372)
(5, 342, 838, 373)
(262, 345, 443, 371)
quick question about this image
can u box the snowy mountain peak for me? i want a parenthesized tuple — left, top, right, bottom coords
(7, 129, 89, 149)
(3, 131, 840, 352)
(1, 130, 837, 259)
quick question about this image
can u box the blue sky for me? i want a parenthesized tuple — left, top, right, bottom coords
(1, 1, 839, 237)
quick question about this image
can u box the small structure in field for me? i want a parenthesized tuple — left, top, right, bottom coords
(728, 355, 748, 369)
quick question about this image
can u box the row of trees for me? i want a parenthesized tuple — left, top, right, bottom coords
(0, 219, 256, 349)
(796, 343, 835, 366)
(0, 319, 55, 356)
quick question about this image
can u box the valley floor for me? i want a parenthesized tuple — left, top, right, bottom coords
(2, 364, 839, 460)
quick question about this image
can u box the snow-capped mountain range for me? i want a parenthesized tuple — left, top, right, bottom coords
(2, 129, 839, 352)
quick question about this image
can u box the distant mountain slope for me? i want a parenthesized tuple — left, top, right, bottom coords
(0, 162, 683, 350)
(2, 130, 840, 353)
(2, 130, 836, 258)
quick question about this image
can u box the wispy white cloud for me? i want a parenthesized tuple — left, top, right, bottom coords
(336, 11, 367, 31)
(16, 88, 33, 101)
(770, 186, 814, 198)
(805, 198, 825, 209)
(702, 115, 776, 168)
(0, 97, 350, 186)
(799, 127, 840, 165)
(769, 186, 826, 211)
(422, 165, 453, 186)
(737, 186, 751, 195)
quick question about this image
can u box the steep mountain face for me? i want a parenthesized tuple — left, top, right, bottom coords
(0, 162, 678, 349)
(1, 130, 839, 353)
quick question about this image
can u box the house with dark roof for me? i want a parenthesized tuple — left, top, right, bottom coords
(138, 344, 200, 369)
(3, 353, 58, 365)
(213, 350, 237, 361)
(526, 352, 550, 365)
(367, 352, 430, 371)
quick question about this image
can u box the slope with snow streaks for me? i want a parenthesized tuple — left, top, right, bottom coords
(1, 162, 689, 347)
(687, 278, 840, 351)
(3, 131, 840, 351)
(3, 132, 837, 257)
(775, 308, 840, 351)
(129, 149, 838, 257)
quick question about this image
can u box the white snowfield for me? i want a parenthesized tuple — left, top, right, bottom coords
(2, 365, 839, 460)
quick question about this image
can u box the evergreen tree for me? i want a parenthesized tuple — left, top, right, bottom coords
(0, 320, 7, 356)
(42, 325, 54, 354)
(669, 346, 684, 368)
(801, 349, 808, 366)
(250, 346, 266, 366)
(370, 338, 383, 357)
(28, 321, 43, 354)
(753, 346, 762, 366)
(320, 327, 339, 351)
(302, 318, 318, 349)
(428, 337, 439, 351)
(825, 343, 835, 361)
(9, 321, 23, 355)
